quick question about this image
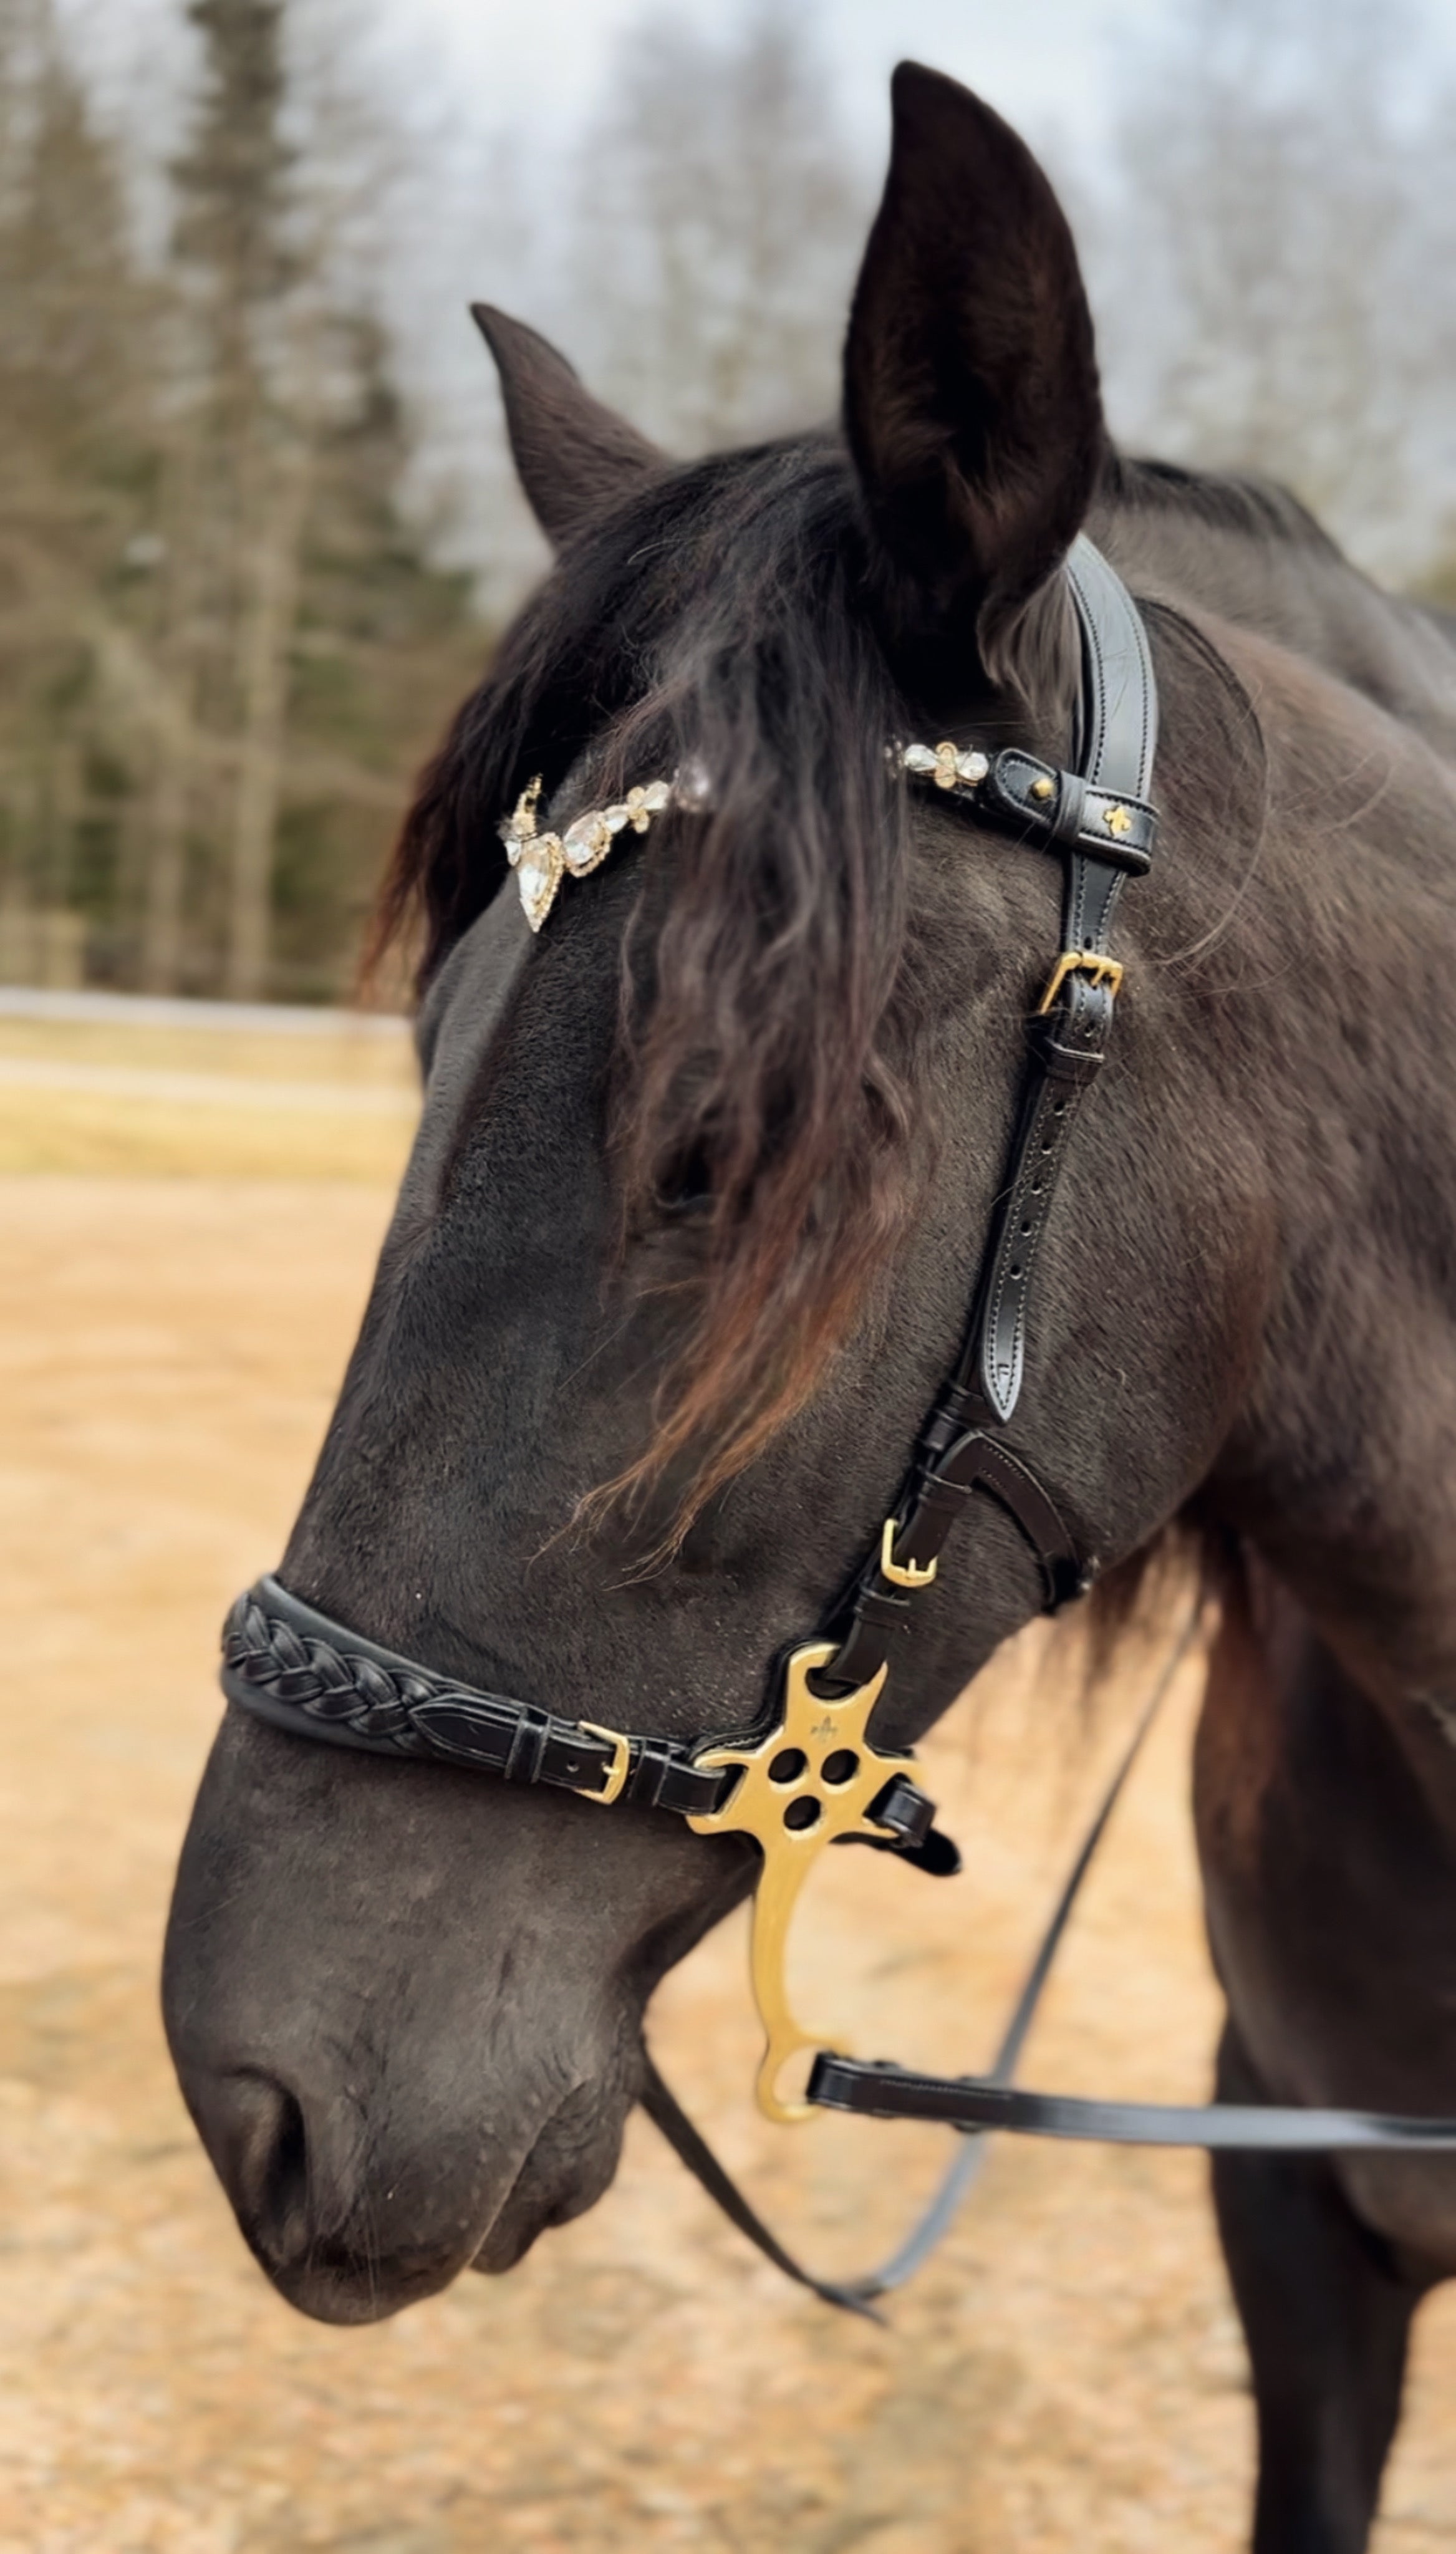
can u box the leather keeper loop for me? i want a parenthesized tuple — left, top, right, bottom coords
(1050, 771, 1088, 845)
(982, 749, 1155, 872)
(504, 1705, 551, 1784)
(864, 1775, 935, 1849)
(1030, 1021, 1107, 1085)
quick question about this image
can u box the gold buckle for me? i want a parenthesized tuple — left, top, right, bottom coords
(880, 1517, 937, 1589)
(1037, 950, 1124, 1016)
(574, 1721, 631, 1806)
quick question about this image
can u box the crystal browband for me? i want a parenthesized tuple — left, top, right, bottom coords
(499, 737, 1154, 935)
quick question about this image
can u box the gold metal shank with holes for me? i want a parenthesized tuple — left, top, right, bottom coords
(1036, 949, 1126, 1017)
(687, 1642, 920, 2123)
(575, 1720, 631, 1806)
(880, 1516, 937, 1589)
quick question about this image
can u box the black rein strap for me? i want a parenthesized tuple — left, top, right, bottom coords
(808, 2063, 1456, 2156)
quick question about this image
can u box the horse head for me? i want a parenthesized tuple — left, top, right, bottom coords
(163, 66, 1266, 2323)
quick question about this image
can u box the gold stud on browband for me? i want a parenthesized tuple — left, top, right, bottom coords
(687, 1643, 920, 2123)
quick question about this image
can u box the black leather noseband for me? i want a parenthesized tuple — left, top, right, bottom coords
(222, 1577, 942, 1861)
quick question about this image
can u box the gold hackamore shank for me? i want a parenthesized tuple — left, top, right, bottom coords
(687, 1643, 920, 2124)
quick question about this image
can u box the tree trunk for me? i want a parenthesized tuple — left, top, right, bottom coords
(223, 426, 310, 1003)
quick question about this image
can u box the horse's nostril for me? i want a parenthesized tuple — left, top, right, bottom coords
(224, 2071, 312, 2267)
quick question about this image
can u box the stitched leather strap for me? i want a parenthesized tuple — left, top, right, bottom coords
(819, 538, 1157, 1693)
(967, 536, 1158, 1425)
(222, 1576, 731, 1813)
(821, 1392, 1085, 1694)
(981, 752, 1155, 869)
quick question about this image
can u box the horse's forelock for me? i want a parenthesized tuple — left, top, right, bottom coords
(370, 439, 1063, 1547)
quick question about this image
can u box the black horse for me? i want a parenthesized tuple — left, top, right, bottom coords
(164, 65, 1456, 2553)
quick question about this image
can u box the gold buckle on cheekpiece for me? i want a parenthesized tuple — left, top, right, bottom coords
(880, 1518, 937, 1589)
(1037, 950, 1124, 1016)
(574, 1722, 631, 1806)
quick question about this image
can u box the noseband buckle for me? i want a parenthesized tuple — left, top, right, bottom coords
(574, 1720, 632, 1805)
(1038, 949, 1124, 1015)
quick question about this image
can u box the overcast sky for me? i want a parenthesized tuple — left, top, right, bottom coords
(57, 0, 1456, 590)
(387, 0, 1169, 157)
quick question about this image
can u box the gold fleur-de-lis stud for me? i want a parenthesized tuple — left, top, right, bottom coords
(1103, 802, 1134, 839)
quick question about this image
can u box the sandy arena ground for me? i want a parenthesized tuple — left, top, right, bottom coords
(0, 1011, 1450, 2552)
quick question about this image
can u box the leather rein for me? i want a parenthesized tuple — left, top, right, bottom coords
(221, 536, 1456, 2313)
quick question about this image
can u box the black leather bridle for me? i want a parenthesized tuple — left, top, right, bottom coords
(221, 535, 1456, 2312)
(223, 536, 1150, 1817)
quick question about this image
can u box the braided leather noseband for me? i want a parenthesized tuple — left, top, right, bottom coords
(222, 535, 1456, 2309)
(221, 1579, 939, 1853)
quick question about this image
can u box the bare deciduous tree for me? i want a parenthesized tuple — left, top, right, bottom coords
(1088, 0, 1456, 577)
(566, 10, 870, 454)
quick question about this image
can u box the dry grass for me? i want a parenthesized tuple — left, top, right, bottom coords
(0, 1025, 1450, 2552)
(0, 1012, 418, 1179)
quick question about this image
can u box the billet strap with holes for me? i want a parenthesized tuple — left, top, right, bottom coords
(818, 537, 1157, 1696)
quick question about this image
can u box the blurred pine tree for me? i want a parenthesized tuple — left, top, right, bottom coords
(0, 0, 485, 1004)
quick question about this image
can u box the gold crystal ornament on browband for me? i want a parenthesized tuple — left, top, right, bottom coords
(894, 739, 990, 792)
(501, 773, 675, 932)
(687, 1642, 920, 2124)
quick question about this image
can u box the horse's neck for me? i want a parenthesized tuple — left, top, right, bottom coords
(1171, 603, 1456, 1764)
(1095, 493, 1456, 764)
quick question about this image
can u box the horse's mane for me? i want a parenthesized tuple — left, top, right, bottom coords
(1102, 451, 1340, 553)
(368, 436, 1269, 1548)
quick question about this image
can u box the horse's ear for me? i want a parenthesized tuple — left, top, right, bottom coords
(471, 304, 663, 548)
(844, 65, 1105, 662)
